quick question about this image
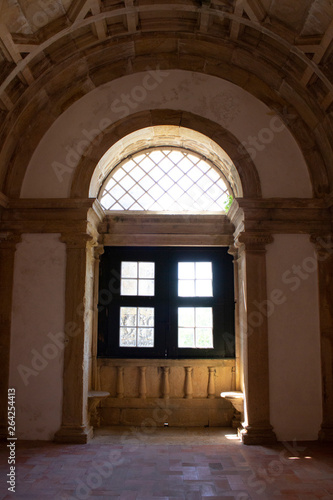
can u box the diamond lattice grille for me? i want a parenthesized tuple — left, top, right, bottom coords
(99, 149, 229, 211)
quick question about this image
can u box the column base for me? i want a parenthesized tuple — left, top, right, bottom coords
(54, 425, 93, 444)
(319, 426, 333, 442)
(240, 425, 277, 445)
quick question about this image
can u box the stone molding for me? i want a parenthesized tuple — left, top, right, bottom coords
(235, 232, 274, 253)
(229, 198, 332, 237)
(1, 198, 331, 238)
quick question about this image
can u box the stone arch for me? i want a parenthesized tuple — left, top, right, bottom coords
(71, 111, 261, 199)
(0, 42, 330, 199)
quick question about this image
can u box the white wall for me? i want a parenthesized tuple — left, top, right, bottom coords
(9, 234, 66, 440)
(21, 70, 312, 199)
(266, 234, 322, 441)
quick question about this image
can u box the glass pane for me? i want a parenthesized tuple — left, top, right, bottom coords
(138, 328, 154, 347)
(120, 327, 136, 347)
(178, 279, 195, 297)
(178, 328, 195, 347)
(138, 307, 154, 327)
(119, 175, 136, 191)
(121, 279, 137, 296)
(139, 262, 155, 278)
(121, 262, 138, 278)
(195, 280, 213, 297)
(120, 307, 137, 326)
(99, 148, 231, 212)
(195, 307, 213, 327)
(138, 279, 154, 296)
(178, 262, 195, 279)
(195, 262, 212, 279)
(178, 307, 195, 327)
(196, 328, 213, 348)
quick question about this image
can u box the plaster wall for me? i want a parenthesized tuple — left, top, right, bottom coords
(266, 234, 322, 440)
(9, 234, 66, 440)
(21, 70, 312, 199)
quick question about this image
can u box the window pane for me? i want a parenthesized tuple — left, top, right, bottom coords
(120, 307, 154, 347)
(139, 262, 155, 278)
(195, 280, 213, 297)
(196, 328, 213, 348)
(178, 279, 195, 296)
(138, 328, 154, 347)
(178, 307, 213, 349)
(121, 279, 137, 296)
(121, 262, 137, 278)
(120, 307, 137, 326)
(178, 262, 195, 279)
(196, 262, 212, 279)
(99, 148, 230, 212)
(196, 307, 213, 327)
(138, 307, 154, 327)
(178, 307, 195, 327)
(138, 280, 154, 296)
(120, 327, 136, 346)
(178, 328, 195, 347)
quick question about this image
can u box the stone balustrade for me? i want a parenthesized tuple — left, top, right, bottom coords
(94, 358, 236, 427)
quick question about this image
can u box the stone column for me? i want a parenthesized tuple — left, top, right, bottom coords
(236, 232, 276, 445)
(54, 234, 95, 444)
(311, 233, 333, 441)
(0, 232, 21, 440)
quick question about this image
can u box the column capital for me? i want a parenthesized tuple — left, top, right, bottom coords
(60, 233, 97, 249)
(310, 233, 333, 259)
(0, 232, 21, 249)
(235, 232, 274, 253)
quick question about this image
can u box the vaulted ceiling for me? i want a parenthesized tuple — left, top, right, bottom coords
(0, 0, 333, 198)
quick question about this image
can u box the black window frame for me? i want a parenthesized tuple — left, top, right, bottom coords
(97, 246, 235, 359)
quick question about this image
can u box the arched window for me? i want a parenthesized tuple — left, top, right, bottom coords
(98, 147, 232, 212)
(97, 138, 236, 360)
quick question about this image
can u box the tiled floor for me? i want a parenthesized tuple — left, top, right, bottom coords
(1, 427, 333, 500)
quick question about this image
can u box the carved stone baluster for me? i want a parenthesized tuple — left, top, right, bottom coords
(207, 367, 216, 399)
(116, 366, 124, 398)
(162, 367, 170, 399)
(139, 366, 147, 399)
(184, 366, 193, 399)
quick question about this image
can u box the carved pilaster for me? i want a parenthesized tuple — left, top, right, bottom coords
(234, 231, 276, 445)
(228, 245, 241, 390)
(311, 233, 333, 441)
(92, 245, 104, 391)
(0, 232, 21, 441)
(54, 232, 96, 444)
